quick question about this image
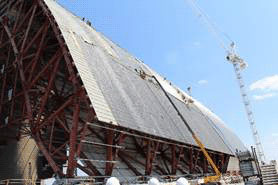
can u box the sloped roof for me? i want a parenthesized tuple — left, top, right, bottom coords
(43, 0, 246, 155)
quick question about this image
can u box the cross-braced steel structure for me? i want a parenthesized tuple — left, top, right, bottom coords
(0, 0, 246, 183)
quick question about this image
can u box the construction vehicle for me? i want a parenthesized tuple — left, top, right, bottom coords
(147, 1, 267, 183)
(185, 0, 266, 164)
(137, 70, 222, 183)
(151, 76, 221, 184)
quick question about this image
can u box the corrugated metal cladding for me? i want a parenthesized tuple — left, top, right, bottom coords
(43, 0, 246, 155)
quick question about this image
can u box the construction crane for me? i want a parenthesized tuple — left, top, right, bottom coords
(151, 75, 221, 183)
(226, 43, 266, 163)
(185, 0, 266, 164)
(138, 70, 222, 183)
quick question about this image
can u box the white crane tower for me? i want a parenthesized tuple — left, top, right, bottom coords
(185, 0, 266, 164)
(226, 43, 266, 163)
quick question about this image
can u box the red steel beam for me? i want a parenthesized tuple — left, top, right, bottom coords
(34, 53, 62, 127)
(145, 140, 152, 175)
(38, 95, 73, 130)
(12, 3, 35, 35)
(193, 149, 200, 173)
(29, 49, 62, 88)
(171, 145, 177, 175)
(23, 21, 49, 55)
(76, 123, 88, 157)
(26, 22, 50, 82)
(105, 130, 114, 176)
(20, 4, 37, 52)
(67, 98, 80, 177)
(176, 147, 184, 168)
(133, 136, 160, 174)
(38, 0, 81, 94)
(1, 22, 33, 120)
(35, 134, 64, 177)
(56, 117, 70, 134)
(76, 95, 96, 156)
(149, 142, 159, 174)
(88, 126, 150, 177)
(163, 153, 188, 175)
(0, 0, 231, 179)
(50, 141, 68, 156)
(221, 154, 225, 173)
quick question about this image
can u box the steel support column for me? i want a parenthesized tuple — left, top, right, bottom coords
(171, 145, 177, 175)
(67, 98, 80, 177)
(189, 147, 193, 174)
(105, 130, 114, 176)
(145, 140, 152, 175)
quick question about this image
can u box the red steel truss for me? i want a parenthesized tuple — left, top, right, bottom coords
(0, 0, 230, 182)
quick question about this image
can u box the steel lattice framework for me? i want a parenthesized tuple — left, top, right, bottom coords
(0, 0, 232, 183)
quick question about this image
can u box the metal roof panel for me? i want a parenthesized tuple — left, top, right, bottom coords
(43, 0, 246, 154)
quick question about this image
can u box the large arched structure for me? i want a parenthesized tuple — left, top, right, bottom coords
(0, 0, 245, 183)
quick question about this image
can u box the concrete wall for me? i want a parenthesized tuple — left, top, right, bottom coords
(0, 136, 39, 183)
(226, 156, 240, 173)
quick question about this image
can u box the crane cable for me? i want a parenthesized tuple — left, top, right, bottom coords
(184, 0, 232, 53)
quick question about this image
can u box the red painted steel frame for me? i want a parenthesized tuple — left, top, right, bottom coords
(0, 0, 231, 181)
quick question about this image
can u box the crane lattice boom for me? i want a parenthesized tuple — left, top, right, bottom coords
(227, 45, 266, 163)
(185, 0, 266, 164)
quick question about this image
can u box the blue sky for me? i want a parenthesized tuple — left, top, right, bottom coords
(57, 0, 278, 161)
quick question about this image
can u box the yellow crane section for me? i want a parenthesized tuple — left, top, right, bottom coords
(150, 74, 221, 184)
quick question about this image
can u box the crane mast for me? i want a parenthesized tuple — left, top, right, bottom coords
(226, 44, 266, 164)
(185, 0, 267, 164)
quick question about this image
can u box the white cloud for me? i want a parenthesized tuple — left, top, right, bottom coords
(198, 80, 208, 85)
(253, 93, 277, 101)
(250, 75, 278, 91)
(193, 41, 201, 47)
